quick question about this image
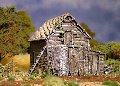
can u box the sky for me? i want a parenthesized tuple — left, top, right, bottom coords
(0, 0, 120, 43)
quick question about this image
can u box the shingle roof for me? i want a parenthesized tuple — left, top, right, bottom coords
(29, 13, 91, 41)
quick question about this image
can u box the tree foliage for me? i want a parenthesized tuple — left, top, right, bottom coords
(80, 22, 102, 48)
(80, 22, 95, 38)
(104, 42, 120, 59)
(105, 58, 120, 75)
(0, 7, 35, 58)
(93, 42, 120, 59)
(80, 22, 120, 60)
(80, 22, 120, 74)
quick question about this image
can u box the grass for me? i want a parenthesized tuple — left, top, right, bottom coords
(13, 54, 30, 72)
(23, 83, 31, 86)
(44, 76, 66, 86)
(28, 76, 35, 80)
(0, 76, 3, 81)
(7, 76, 15, 81)
(1, 53, 30, 72)
(67, 82, 79, 86)
(102, 81, 119, 86)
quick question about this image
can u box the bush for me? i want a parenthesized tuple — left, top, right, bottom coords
(28, 76, 34, 80)
(105, 58, 120, 75)
(41, 70, 48, 79)
(7, 76, 15, 81)
(15, 68, 21, 72)
(23, 83, 31, 86)
(0, 63, 4, 73)
(44, 76, 65, 86)
(0, 76, 3, 81)
(68, 81, 79, 86)
(102, 81, 119, 86)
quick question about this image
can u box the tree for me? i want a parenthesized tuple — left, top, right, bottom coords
(80, 22, 120, 73)
(0, 7, 35, 59)
(93, 41, 120, 59)
(105, 42, 120, 59)
(80, 22, 103, 48)
(80, 22, 95, 38)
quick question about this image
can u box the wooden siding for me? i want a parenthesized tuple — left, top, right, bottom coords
(30, 19, 105, 76)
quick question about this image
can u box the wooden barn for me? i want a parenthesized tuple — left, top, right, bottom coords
(28, 13, 105, 76)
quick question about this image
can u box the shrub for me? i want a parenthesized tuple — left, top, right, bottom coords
(68, 81, 79, 86)
(28, 76, 34, 80)
(7, 76, 15, 81)
(102, 81, 119, 86)
(44, 76, 65, 86)
(15, 68, 21, 72)
(105, 59, 120, 75)
(41, 70, 48, 79)
(0, 76, 3, 81)
(0, 63, 4, 73)
(23, 83, 31, 86)
(64, 81, 68, 85)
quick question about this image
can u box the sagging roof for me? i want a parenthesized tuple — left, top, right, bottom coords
(29, 13, 91, 41)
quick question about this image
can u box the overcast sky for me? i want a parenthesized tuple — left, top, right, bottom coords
(0, 0, 120, 43)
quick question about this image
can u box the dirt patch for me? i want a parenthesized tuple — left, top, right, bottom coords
(0, 79, 43, 86)
(0, 76, 120, 86)
(60, 75, 120, 83)
(79, 82, 103, 86)
(0, 81, 103, 86)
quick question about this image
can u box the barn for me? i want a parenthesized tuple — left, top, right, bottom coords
(28, 13, 105, 76)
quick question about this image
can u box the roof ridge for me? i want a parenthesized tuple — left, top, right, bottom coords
(29, 13, 91, 41)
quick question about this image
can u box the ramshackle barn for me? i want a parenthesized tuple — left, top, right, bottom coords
(28, 13, 105, 76)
